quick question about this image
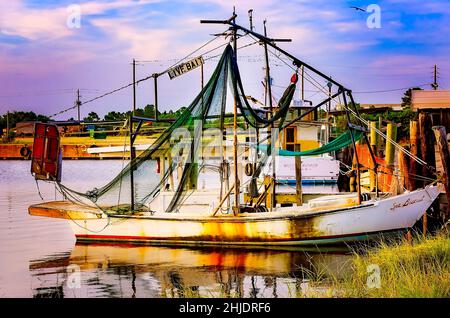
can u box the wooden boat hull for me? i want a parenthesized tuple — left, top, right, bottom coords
(29, 185, 441, 246)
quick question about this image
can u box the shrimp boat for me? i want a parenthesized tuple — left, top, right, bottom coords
(29, 15, 441, 246)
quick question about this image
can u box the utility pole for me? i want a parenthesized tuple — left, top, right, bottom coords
(432, 64, 438, 90)
(76, 89, 81, 122)
(263, 19, 276, 210)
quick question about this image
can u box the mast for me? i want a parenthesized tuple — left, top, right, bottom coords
(131, 58, 136, 211)
(133, 59, 136, 115)
(301, 65, 305, 101)
(129, 115, 135, 211)
(263, 19, 276, 210)
(154, 74, 159, 121)
(232, 11, 240, 215)
(326, 80, 332, 144)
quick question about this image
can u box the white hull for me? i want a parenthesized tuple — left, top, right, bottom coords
(29, 185, 441, 246)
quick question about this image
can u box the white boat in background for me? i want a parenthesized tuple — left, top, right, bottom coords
(277, 155, 339, 185)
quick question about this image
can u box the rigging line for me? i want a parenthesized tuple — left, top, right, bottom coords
(272, 84, 320, 93)
(297, 67, 429, 167)
(162, 35, 221, 74)
(299, 66, 425, 165)
(265, 40, 430, 98)
(313, 81, 425, 166)
(341, 100, 427, 167)
(265, 44, 334, 102)
(303, 70, 334, 98)
(204, 39, 258, 62)
(358, 160, 437, 181)
(35, 180, 45, 201)
(306, 84, 328, 100)
(344, 105, 428, 167)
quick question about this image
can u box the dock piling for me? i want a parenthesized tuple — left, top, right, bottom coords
(433, 126, 450, 221)
(295, 144, 302, 206)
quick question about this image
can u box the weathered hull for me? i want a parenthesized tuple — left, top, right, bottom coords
(29, 185, 441, 246)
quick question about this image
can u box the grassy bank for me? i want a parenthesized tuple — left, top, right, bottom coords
(308, 231, 450, 298)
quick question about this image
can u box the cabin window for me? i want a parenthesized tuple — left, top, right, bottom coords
(284, 127, 296, 151)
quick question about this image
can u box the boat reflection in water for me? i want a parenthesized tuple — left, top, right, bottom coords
(29, 243, 352, 298)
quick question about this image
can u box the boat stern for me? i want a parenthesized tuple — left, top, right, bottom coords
(29, 201, 104, 220)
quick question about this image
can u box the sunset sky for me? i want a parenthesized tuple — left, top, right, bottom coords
(1, 0, 449, 119)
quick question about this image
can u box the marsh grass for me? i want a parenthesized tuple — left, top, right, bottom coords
(324, 231, 450, 298)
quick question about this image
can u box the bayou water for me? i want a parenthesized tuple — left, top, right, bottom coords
(0, 160, 351, 298)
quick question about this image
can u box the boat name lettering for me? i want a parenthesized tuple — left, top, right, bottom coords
(390, 195, 425, 211)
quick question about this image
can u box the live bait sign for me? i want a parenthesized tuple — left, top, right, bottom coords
(167, 56, 204, 80)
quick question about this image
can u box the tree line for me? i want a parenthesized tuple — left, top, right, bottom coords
(0, 104, 187, 135)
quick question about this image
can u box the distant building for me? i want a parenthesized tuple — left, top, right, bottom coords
(411, 90, 450, 129)
(14, 121, 38, 136)
(359, 103, 403, 111)
(335, 103, 402, 112)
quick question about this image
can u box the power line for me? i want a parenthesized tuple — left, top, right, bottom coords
(352, 83, 431, 94)
(47, 35, 259, 119)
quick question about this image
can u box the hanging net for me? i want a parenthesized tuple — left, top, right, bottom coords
(56, 44, 297, 214)
(257, 130, 363, 156)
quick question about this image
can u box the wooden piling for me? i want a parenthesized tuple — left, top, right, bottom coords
(398, 150, 409, 193)
(419, 113, 436, 232)
(385, 122, 397, 193)
(408, 120, 419, 191)
(385, 122, 397, 166)
(378, 116, 383, 157)
(370, 121, 377, 153)
(295, 144, 302, 206)
(369, 121, 377, 192)
(433, 126, 450, 220)
(419, 113, 435, 186)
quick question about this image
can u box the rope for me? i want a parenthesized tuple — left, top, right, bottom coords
(265, 41, 434, 176)
(35, 180, 44, 201)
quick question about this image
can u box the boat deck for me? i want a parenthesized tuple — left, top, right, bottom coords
(29, 192, 366, 221)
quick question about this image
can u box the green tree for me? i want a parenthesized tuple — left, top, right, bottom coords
(104, 111, 126, 121)
(401, 87, 423, 108)
(84, 111, 100, 122)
